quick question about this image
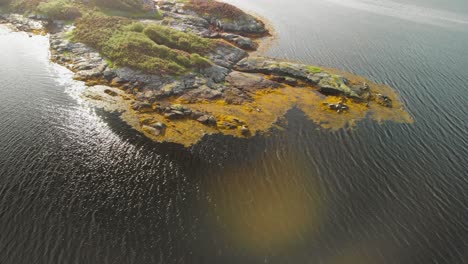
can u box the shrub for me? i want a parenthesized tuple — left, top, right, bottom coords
(73, 15, 132, 47)
(9, 0, 44, 12)
(92, 0, 144, 11)
(143, 24, 213, 54)
(103, 32, 170, 73)
(307, 66, 322, 73)
(73, 15, 213, 75)
(190, 53, 212, 68)
(37, 0, 82, 20)
(124, 22, 145, 32)
(186, 0, 246, 20)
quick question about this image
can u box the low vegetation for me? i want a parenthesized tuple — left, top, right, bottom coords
(7, 0, 43, 12)
(185, 0, 246, 20)
(3, 0, 215, 74)
(3, 0, 158, 18)
(92, 0, 146, 11)
(73, 15, 213, 75)
(307, 66, 322, 73)
(143, 24, 213, 54)
(36, 0, 82, 20)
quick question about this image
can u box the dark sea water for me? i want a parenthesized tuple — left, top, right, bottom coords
(0, 0, 467, 263)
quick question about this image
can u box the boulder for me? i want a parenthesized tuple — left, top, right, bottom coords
(104, 89, 118, 97)
(375, 94, 393, 108)
(318, 76, 359, 98)
(74, 68, 103, 80)
(270, 76, 299, 86)
(177, 85, 223, 103)
(212, 16, 267, 36)
(132, 102, 153, 112)
(197, 115, 217, 126)
(103, 69, 116, 80)
(328, 101, 350, 113)
(200, 65, 229, 83)
(226, 71, 281, 92)
(142, 125, 165, 136)
(164, 112, 181, 120)
(240, 125, 250, 136)
(220, 33, 257, 50)
(208, 42, 247, 69)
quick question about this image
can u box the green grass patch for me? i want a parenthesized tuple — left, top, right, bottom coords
(73, 15, 213, 75)
(307, 66, 322, 73)
(36, 0, 82, 20)
(100, 8, 162, 20)
(3, 0, 212, 75)
(4, 0, 160, 19)
(105, 59, 115, 69)
(143, 24, 214, 54)
(185, 0, 246, 21)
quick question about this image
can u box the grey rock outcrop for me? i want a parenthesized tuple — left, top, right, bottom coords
(234, 57, 375, 100)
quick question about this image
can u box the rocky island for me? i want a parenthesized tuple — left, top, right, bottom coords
(0, 0, 413, 146)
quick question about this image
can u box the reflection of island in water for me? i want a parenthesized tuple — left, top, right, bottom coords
(1, 0, 413, 147)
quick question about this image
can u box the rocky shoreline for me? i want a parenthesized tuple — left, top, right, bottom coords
(0, 1, 412, 146)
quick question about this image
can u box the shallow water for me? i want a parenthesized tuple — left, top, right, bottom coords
(1, 0, 467, 263)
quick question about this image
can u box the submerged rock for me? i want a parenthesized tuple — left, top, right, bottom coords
(197, 115, 217, 125)
(375, 93, 393, 108)
(327, 100, 350, 113)
(132, 102, 153, 112)
(240, 125, 250, 136)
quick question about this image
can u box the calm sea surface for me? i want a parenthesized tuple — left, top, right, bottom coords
(1, 0, 467, 263)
